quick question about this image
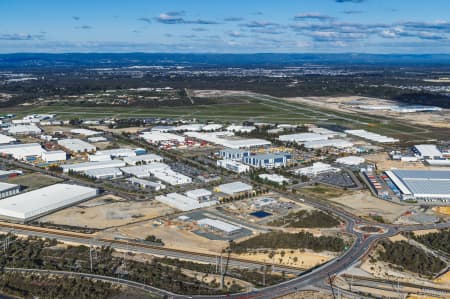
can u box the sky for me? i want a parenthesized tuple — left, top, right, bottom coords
(1, 0, 450, 53)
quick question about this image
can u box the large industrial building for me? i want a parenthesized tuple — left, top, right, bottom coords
(197, 218, 241, 235)
(345, 129, 399, 143)
(0, 133, 16, 145)
(41, 150, 67, 163)
(0, 183, 98, 221)
(61, 160, 126, 173)
(0, 182, 20, 199)
(121, 163, 191, 185)
(295, 162, 340, 177)
(215, 181, 253, 196)
(385, 169, 450, 201)
(58, 138, 96, 153)
(217, 159, 250, 173)
(218, 149, 250, 160)
(155, 192, 217, 211)
(140, 131, 185, 144)
(0, 143, 46, 160)
(304, 139, 354, 149)
(413, 144, 443, 160)
(7, 124, 42, 135)
(184, 132, 271, 149)
(123, 154, 163, 165)
(278, 133, 328, 143)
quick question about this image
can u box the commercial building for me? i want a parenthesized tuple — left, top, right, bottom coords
(58, 138, 96, 153)
(185, 188, 212, 201)
(413, 144, 443, 160)
(41, 150, 67, 163)
(218, 149, 250, 160)
(304, 139, 354, 149)
(243, 153, 289, 169)
(96, 148, 137, 158)
(0, 183, 98, 221)
(215, 181, 253, 196)
(128, 178, 166, 191)
(385, 169, 450, 201)
(0, 143, 46, 160)
(61, 160, 126, 173)
(295, 162, 340, 177)
(335, 156, 365, 166)
(217, 159, 250, 173)
(84, 167, 123, 179)
(0, 182, 20, 199)
(123, 154, 163, 165)
(70, 128, 102, 136)
(259, 173, 289, 185)
(0, 133, 16, 144)
(279, 133, 327, 143)
(121, 163, 192, 185)
(184, 132, 270, 149)
(140, 131, 185, 144)
(197, 218, 241, 235)
(176, 124, 205, 132)
(226, 125, 256, 133)
(89, 154, 112, 162)
(155, 192, 217, 211)
(345, 129, 399, 143)
(202, 124, 223, 131)
(7, 124, 42, 135)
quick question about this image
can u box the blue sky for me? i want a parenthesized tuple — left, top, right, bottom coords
(1, 0, 450, 53)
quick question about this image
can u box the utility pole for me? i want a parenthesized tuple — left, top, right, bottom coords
(89, 240, 94, 272)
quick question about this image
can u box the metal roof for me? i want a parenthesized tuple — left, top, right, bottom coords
(390, 169, 450, 198)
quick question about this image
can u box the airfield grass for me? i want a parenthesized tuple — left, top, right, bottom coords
(3, 94, 443, 141)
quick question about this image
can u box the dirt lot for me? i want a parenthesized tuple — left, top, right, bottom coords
(6, 172, 63, 190)
(235, 249, 334, 269)
(284, 96, 450, 129)
(326, 190, 410, 223)
(40, 195, 175, 229)
(104, 220, 229, 255)
(363, 152, 429, 171)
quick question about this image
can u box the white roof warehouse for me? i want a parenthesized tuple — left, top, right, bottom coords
(0, 183, 98, 222)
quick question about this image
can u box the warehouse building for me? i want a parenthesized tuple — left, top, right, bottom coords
(184, 132, 270, 149)
(87, 136, 108, 143)
(304, 139, 354, 149)
(345, 129, 399, 143)
(58, 138, 96, 153)
(243, 153, 290, 169)
(84, 167, 123, 179)
(202, 124, 223, 131)
(217, 159, 250, 173)
(121, 163, 192, 185)
(197, 218, 241, 235)
(413, 144, 443, 160)
(128, 178, 166, 191)
(279, 133, 327, 143)
(96, 148, 137, 158)
(61, 160, 126, 173)
(89, 154, 112, 162)
(215, 181, 253, 196)
(185, 188, 212, 202)
(7, 124, 42, 135)
(226, 125, 256, 133)
(123, 154, 163, 165)
(385, 169, 450, 201)
(155, 192, 217, 211)
(335, 156, 365, 166)
(70, 128, 102, 136)
(0, 183, 98, 222)
(140, 131, 185, 144)
(0, 182, 20, 199)
(295, 162, 340, 177)
(0, 133, 16, 145)
(0, 143, 46, 160)
(41, 150, 67, 163)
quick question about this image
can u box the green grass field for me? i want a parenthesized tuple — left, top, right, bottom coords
(4, 93, 446, 141)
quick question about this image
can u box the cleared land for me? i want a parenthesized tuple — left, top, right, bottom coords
(40, 195, 175, 229)
(6, 173, 63, 190)
(325, 190, 410, 223)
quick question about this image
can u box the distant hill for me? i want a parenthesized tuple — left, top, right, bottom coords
(2, 53, 450, 69)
